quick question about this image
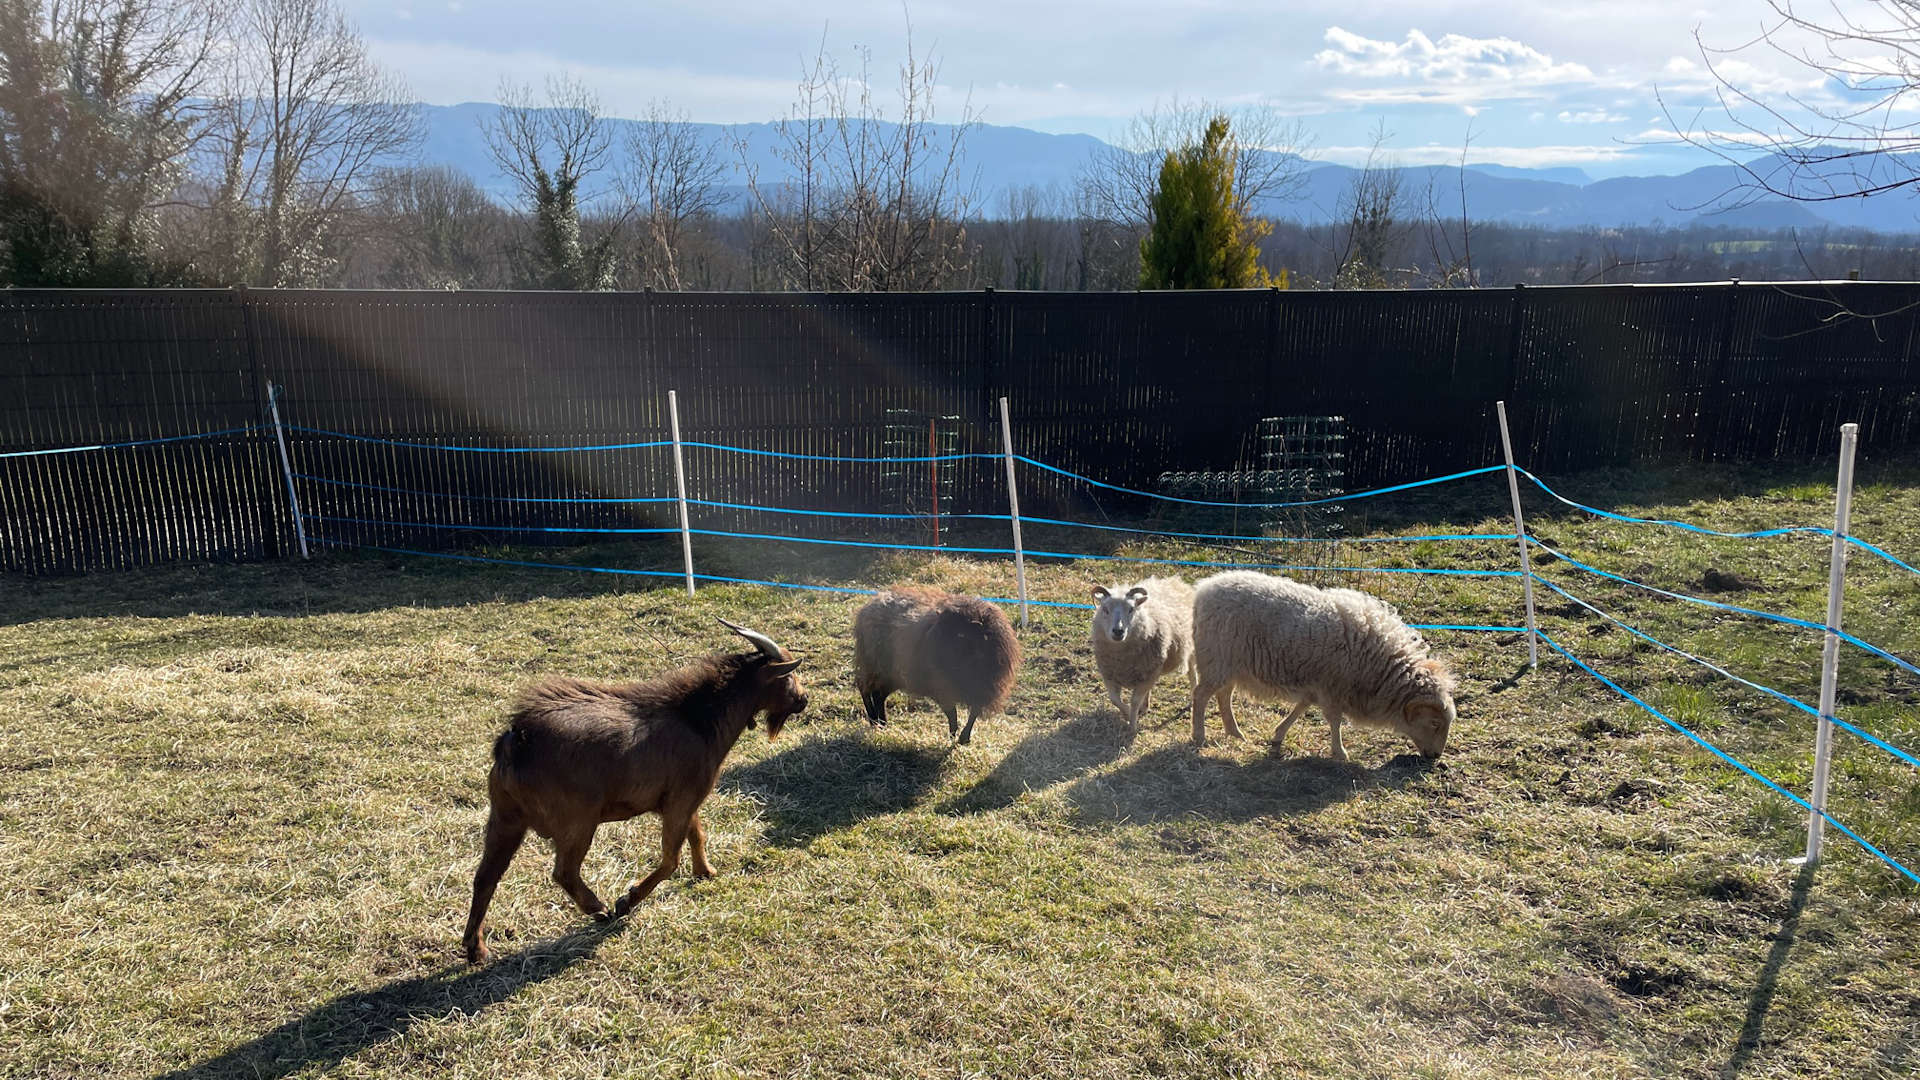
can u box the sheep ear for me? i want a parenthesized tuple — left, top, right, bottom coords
(1090, 586, 1110, 602)
(1126, 587, 1149, 607)
(1418, 657, 1458, 693)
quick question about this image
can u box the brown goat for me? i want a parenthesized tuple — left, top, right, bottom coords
(462, 618, 807, 964)
(853, 586, 1020, 744)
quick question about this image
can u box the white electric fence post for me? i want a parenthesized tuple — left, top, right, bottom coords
(1806, 421, 1859, 865)
(1496, 400, 1537, 667)
(266, 382, 309, 559)
(998, 396, 1029, 629)
(668, 389, 695, 597)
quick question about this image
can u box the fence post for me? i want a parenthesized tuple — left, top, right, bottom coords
(1806, 421, 1860, 864)
(1504, 283, 1527, 409)
(265, 382, 309, 560)
(1496, 400, 1538, 668)
(998, 395, 1029, 629)
(235, 285, 282, 560)
(668, 389, 695, 597)
(1708, 280, 1741, 459)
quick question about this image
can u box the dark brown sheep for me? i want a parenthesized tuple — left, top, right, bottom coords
(853, 586, 1020, 744)
(461, 618, 807, 964)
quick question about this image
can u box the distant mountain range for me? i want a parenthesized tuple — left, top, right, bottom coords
(417, 103, 1920, 233)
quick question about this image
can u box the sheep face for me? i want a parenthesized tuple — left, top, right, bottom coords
(1400, 658, 1457, 758)
(753, 659, 809, 739)
(1090, 585, 1150, 644)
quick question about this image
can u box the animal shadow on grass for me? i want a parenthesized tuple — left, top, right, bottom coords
(939, 710, 1134, 814)
(150, 920, 621, 1080)
(1064, 743, 1441, 825)
(721, 730, 947, 847)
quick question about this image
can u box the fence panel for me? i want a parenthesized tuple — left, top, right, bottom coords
(4, 282, 1918, 574)
(0, 290, 277, 573)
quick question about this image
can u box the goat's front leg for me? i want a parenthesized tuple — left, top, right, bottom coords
(956, 706, 981, 745)
(613, 809, 690, 917)
(687, 812, 716, 879)
(549, 823, 606, 919)
(942, 702, 961, 739)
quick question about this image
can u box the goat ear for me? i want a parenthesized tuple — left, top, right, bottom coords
(764, 657, 802, 678)
(1090, 585, 1110, 602)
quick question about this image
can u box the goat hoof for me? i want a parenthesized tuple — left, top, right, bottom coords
(589, 909, 613, 923)
(611, 898, 634, 918)
(465, 942, 489, 965)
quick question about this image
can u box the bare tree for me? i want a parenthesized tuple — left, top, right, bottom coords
(484, 75, 619, 290)
(360, 164, 506, 289)
(199, 0, 419, 286)
(0, 0, 220, 284)
(619, 101, 726, 290)
(1333, 124, 1405, 289)
(1670, 0, 1920, 205)
(1077, 98, 1313, 234)
(1416, 127, 1478, 288)
(742, 22, 976, 291)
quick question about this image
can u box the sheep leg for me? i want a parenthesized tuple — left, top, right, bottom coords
(1102, 676, 1125, 715)
(463, 810, 528, 965)
(943, 702, 961, 739)
(1217, 688, 1244, 740)
(1190, 681, 1216, 746)
(1270, 699, 1312, 751)
(1132, 684, 1153, 731)
(687, 812, 716, 879)
(549, 823, 606, 919)
(957, 706, 981, 745)
(613, 809, 690, 917)
(1327, 710, 1349, 762)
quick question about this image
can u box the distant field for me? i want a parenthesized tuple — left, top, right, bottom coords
(3, 461, 1917, 1079)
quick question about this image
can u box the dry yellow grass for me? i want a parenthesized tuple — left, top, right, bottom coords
(2, 462, 1918, 1079)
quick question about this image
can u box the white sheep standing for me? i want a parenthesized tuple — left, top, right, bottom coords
(1188, 570, 1457, 758)
(1089, 576, 1197, 732)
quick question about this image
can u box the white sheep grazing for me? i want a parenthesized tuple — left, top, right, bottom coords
(1089, 576, 1197, 732)
(1188, 570, 1457, 759)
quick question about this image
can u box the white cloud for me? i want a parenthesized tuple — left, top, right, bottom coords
(1315, 142, 1642, 167)
(1314, 26, 1599, 105)
(1629, 126, 1774, 147)
(1558, 109, 1627, 124)
(1664, 56, 1697, 75)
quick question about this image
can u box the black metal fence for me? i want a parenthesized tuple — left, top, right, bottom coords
(4, 282, 1918, 574)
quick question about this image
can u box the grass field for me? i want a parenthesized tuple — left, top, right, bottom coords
(3, 461, 1918, 1079)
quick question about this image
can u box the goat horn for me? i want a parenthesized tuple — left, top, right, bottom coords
(717, 616, 784, 659)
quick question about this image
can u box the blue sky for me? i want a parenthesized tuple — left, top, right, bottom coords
(339, 2, 1825, 178)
